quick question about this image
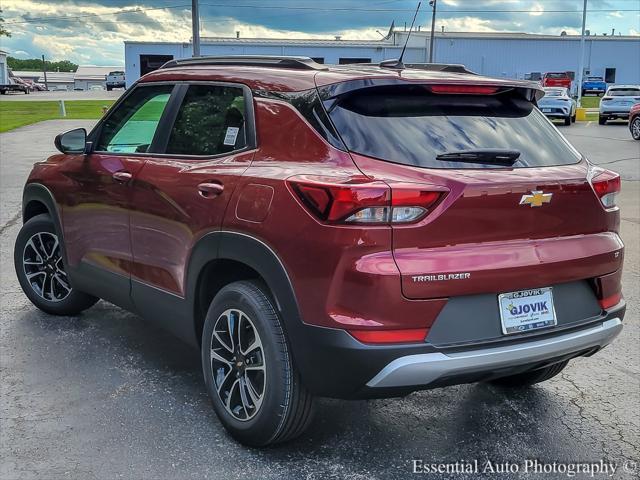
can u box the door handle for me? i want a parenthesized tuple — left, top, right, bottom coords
(112, 171, 132, 183)
(198, 182, 224, 198)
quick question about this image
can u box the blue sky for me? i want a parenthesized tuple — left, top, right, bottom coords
(1, 1, 638, 66)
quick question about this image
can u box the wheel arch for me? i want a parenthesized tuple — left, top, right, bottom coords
(187, 231, 303, 348)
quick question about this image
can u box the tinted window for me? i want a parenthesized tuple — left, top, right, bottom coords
(327, 85, 581, 169)
(546, 73, 568, 79)
(608, 88, 640, 96)
(96, 85, 172, 153)
(166, 85, 246, 156)
(544, 89, 565, 97)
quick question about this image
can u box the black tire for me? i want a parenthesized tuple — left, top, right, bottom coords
(490, 361, 569, 388)
(571, 113, 576, 123)
(564, 115, 571, 126)
(106, 86, 112, 91)
(201, 280, 314, 447)
(631, 117, 640, 140)
(599, 116, 607, 125)
(14, 214, 98, 316)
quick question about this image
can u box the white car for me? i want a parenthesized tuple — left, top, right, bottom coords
(538, 87, 576, 125)
(599, 85, 640, 125)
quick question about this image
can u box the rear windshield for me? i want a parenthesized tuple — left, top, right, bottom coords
(544, 89, 565, 97)
(608, 88, 640, 96)
(326, 85, 581, 169)
(587, 77, 603, 81)
(546, 73, 568, 79)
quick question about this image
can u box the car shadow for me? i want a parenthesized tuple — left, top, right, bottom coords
(9, 302, 595, 475)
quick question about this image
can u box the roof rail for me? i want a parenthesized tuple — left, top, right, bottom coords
(160, 55, 329, 71)
(403, 63, 477, 75)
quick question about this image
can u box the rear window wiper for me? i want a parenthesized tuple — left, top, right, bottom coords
(435, 149, 520, 166)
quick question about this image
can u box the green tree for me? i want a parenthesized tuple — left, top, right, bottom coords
(0, 9, 11, 37)
(7, 57, 78, 72)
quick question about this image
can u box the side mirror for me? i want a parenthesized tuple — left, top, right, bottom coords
(54, 128, 87, 154)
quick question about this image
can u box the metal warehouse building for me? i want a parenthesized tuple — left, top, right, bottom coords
(125, 30, 639, 88)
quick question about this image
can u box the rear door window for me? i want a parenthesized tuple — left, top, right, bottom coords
(326, 85, 581, 169)
(165, 84, 247, 156)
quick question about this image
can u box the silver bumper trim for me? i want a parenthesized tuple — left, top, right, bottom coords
(366, 319, 622, 388)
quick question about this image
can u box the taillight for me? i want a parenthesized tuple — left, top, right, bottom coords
(429, 85, 499, 95)
(288, 176, 446, 225)
(601, 97, 612, 102)
(599, 292, 622, 310)
(590, 169, 621, 208)
(348, 328, 427, 344)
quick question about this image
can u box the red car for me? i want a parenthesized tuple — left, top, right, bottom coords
(629, 103, 640, 140)
(542, 72, 572, 90)
(14, 56, 624, 446)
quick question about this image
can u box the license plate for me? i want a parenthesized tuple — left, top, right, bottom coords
(542, 108, 552, 113)
(498, 288, 557, 335)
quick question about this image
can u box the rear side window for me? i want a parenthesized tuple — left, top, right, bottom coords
(166, 85, 246, 156)
(326, 85, 582, 169)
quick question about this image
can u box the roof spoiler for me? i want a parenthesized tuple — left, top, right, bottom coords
(319, 78, 544, 103)
(159, 55, 328, 71)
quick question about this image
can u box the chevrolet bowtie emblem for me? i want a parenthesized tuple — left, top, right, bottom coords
(520, 190, 553, 207)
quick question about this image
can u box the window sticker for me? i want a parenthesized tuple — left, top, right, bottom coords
(223, 127, 240, 146)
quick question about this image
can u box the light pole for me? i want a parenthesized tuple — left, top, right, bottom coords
(41, 54, 48, 91)
(428, 0, 437, 63)
(192, 0, 201, 57)
(575, 0, 588, 105)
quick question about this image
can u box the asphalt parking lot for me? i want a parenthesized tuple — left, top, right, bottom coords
(1, 120, 639, 479)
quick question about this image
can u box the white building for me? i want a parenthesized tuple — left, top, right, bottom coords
(12, 70, 75, 90)
(124, 31, 640, 88)
(0, 50, 8, 85)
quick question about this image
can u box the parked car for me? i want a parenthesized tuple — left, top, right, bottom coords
(538, 87, 576, 125)
(582, 76, 607, 96)
(599, 85, 640, 124)
(14, 56, 625, 447)
(542, 72, 572, 90)
(629, 103, 640, 140)
(106, 70, 125, 91)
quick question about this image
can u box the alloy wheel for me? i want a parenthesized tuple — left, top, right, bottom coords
(632, 118, 640, 140)
(210, 308, 266, 421)
(22, 232, 72, 302)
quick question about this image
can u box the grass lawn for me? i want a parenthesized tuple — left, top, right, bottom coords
(579, 96, 601, 108)
(0, 100, 115, 133)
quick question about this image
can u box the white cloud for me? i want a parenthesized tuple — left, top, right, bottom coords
(529, 3, 544, 17)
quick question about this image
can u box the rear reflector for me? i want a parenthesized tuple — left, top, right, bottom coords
(599, 292, 621, 310)
(348, 328, 427, 344)
(289, 176, 446, 225)
(429, 85, 499, 95)
(591, 169, 621, 208)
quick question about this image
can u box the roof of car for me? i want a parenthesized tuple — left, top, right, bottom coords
(140, 57, 542, 94)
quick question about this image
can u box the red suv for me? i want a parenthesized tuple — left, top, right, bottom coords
(14, 56, 625, 446)
(542, 72, 572, 90)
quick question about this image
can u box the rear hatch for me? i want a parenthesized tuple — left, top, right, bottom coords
(321, 79, 622, 300)
(602, 87, 640, 110)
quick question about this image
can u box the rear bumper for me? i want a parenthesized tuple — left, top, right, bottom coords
(291, 302, 625, 399)
(367, 317, 621, 388)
